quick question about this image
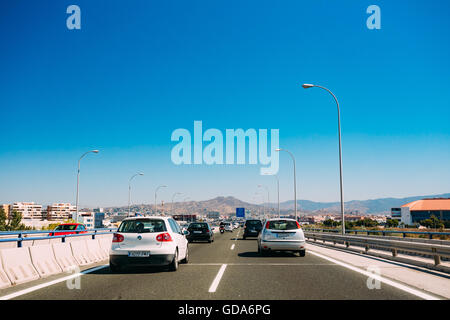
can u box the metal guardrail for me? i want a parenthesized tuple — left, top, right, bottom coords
(0, 228, 117, 248)
(304, 228, 450, 239)
(304, 231, 450, 266)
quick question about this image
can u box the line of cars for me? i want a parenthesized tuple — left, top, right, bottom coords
(107, 216, 306, 273)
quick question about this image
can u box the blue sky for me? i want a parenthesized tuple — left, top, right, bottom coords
(0, 0, 449, 208)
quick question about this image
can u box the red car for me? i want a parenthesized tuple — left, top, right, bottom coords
(49, 223, 88, 236)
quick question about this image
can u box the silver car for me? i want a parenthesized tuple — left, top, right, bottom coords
(257, 218, 306, 257)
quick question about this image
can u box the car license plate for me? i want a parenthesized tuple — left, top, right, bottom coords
(276, 233, 291, 238)
(128, 251, 150, 257)
(194, 231, 202, 234)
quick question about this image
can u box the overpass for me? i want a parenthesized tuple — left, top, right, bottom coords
(0, 227, 449, 300)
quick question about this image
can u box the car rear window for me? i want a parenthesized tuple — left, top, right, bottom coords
(189, 223, 208, 229)
(118, 219, 167, 233)
(55, 225, 77, 231)
(246, 220, 262, 227)
(266, 220, 299, 230)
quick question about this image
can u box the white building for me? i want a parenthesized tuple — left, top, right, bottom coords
(11, 202, 42, 220)
(47, 203, 76, 221)
(79, 212, 95, 229)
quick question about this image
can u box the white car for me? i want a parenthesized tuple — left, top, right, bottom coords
(257, 218, 306, 257)
(224, 222, 233, 232)
(109, 216, 189, 272)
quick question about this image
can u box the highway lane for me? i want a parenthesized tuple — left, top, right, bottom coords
(8, 228, 421, 300)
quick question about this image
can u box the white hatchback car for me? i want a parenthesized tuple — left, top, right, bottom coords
(109, 216, 189, 272)
(257, 218, 306, 257)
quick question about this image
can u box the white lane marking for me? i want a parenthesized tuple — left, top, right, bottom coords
(231, 244, 235, 250)
(188, 263, 336, 266)
(0, 264, 108, 300)
(308, 251, 440, 300)
(208, 264, 227, 293)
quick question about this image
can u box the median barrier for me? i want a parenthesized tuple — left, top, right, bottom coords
(52, 242, 79, 272)
(70, 240, 95, 266)
(0, 247, 40, 285)
(29, 244, 63, 277)
(99, 238, 111, 258)
(86, 239, 106, 262)
(0, 256, 11, 289)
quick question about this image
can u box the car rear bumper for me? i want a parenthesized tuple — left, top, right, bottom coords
(244, 231, 260, 237)
(260, 240, 305, 251)
(109, 253, 175, 267)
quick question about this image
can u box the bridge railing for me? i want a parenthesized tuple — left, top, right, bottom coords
(303, 228, 450, 239)
(304, 231, 450, 266)
(0, 228, 117, 248)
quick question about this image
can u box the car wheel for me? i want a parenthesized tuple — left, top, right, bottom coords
(299, 250, 306, 257)
(261, 249, 269, 257)
(243, 236, 246, 240)
(257, 244, 261, 253)
(168, 249, 179, 271)
(181, 246, 189, 264)
(109, 262, 121, 273)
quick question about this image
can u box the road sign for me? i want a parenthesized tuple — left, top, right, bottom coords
(236, 208, 245, 218)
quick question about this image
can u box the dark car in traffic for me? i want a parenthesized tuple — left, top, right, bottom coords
(243, 219, 263, 239)
(187, 222, 214, 243)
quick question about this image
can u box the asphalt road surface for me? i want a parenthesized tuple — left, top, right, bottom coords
(8, 229, 420, 300)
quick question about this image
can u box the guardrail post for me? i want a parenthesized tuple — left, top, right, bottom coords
(92, 230, 96, 240)
(429, 233, 433, 240)
(62, 235, 65, 243)
(432, 248, 441, 265)
(382, 231, 385, 237)
(403, 233, 406, 238)
(392, 249, 397, 257)
(345, 241, 349, 248)
(18, 233, 22, 248)
(365, 245, 369, 253)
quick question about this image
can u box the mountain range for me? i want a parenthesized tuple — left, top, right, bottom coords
(105, 193, 450, 216)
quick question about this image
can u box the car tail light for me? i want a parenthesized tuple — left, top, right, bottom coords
(206, 229, 210, 233)
(156, 232, 173, 242)
(296, 221, 301, 229)
(265, 221, 270, 229)
(112, 233, 124, 243)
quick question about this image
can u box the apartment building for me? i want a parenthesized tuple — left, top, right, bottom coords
(11, 202, 42, 220)
(46, 203, 76, 221)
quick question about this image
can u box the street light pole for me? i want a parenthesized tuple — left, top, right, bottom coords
(302, 83, 345, 234)
(276, 148, 297, 221)
(264, 173, 280, 217)
(171, 192, 183, 215)
(154, 185, 168, 215)
(75, 150, 99, 222)
(258, 185, 270, 219)
(128, 172, 144, 217)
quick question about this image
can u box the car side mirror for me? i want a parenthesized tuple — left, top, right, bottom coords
(183, 230, 190, 236)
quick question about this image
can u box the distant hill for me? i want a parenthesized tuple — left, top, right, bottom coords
(105, 193, 450, 215)
(276, 193, 450, 214)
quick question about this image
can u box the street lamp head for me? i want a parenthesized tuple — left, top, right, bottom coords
(138, 172, 144, 176)
(275, 148, 281, 152)
(92, 150, 99, 153)
(302, 83, 314, 89)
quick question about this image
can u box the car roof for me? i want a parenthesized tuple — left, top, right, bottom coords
(122, 216, 170, 221)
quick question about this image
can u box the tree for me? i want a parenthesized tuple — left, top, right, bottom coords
(386, 218, 399, 228)
(0, 208, 7, 231)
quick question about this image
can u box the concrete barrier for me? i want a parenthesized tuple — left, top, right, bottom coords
(0, 256, 12, 289)
(29, 244, 62, 277)
(52, 242, 79, 272)
(86, 239, 106, 262)
(99, 237, 111, 258)
(70, 240, 94, 266)
(0, 247, 40, 285)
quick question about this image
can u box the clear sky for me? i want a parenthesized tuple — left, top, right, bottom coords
(0, 0, 449, 208)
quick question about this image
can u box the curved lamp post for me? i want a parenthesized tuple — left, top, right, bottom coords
(171, 192, 183, 215)
(276, 148, 297, 221)
(302, 83, 345, 234)
(128, 172, 144, 217)
(154, 185, 168, 215)
(75, 150, 99, 222)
